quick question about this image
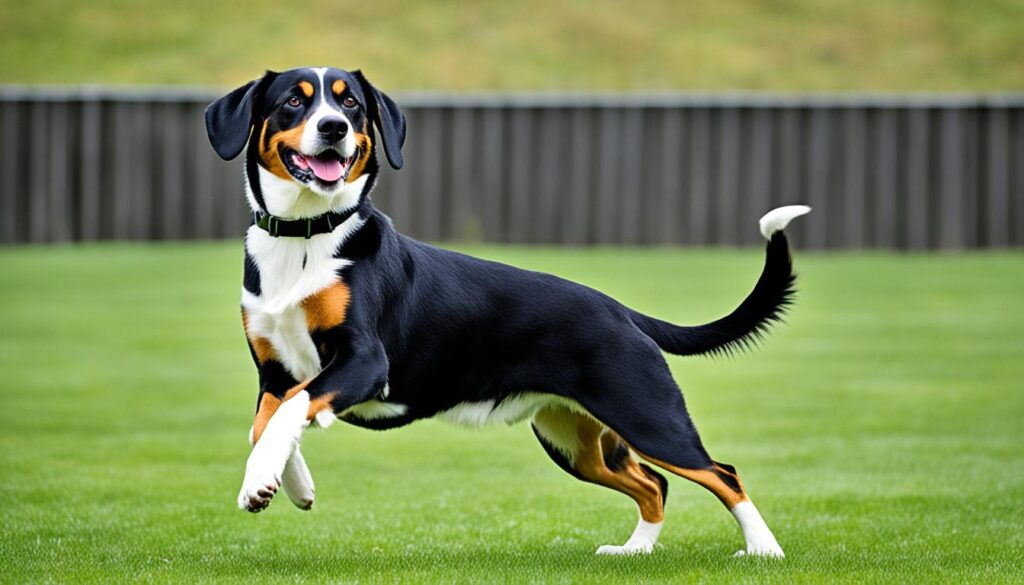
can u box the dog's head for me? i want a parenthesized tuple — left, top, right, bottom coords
(206, 67, 405, 215)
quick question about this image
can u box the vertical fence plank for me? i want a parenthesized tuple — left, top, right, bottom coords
(385, 110, 415, 234)
(536, 108, 564, 244)
(596, 107, 621, 243)
(984, 108, 1009, 247)
(161, 103, 185, 240)
(745, 108, 773, 246)
(874, 108, 898, 248)
(842, 108, 867, 248)
(1013, 111, 1024, 246)
(507, 108, 533, 243)
(80, 100, 102, 241)
(906, 108, 931, 250)
(619, 107, 644, 245)
(565, 107, 592, 245)
(48, 102, 72, 242)
(687, 108, 711, 245)
(112, 102, 135, 240)
(657, 108, 684, 244)
(0, 100, 19, 243)
(807, 107, 832, 249)
(131, 103, 152, 240)
(417, 108, 443, 241)
(449, 107, 475, 240)
(715, 108, 740, 245)
(29, 102, 50, 243)
(938, 109, 963, 249)
(480, 108, 505, 242)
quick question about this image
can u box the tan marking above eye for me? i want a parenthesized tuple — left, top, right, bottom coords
(298, 81, 314, 98)
(332, 79, 346, 94)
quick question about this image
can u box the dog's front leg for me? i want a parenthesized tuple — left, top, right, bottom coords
(238, 391, 311, 512)
(237, 337, 389, 513)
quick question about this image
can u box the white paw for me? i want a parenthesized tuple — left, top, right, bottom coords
(595, 541, 655, 556)
(734, 544, 785, 558)
(237, 471, 281, 513)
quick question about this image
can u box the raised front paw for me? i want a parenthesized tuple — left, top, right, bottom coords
(237, 472, 281, 513)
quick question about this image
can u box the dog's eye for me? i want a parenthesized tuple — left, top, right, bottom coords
(286, 96, 302, 108)
(342, 96, 357, 108)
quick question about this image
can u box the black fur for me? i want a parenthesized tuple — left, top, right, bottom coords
(628, 232, 796, 358)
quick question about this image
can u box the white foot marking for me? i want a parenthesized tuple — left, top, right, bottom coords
(758, 205, 811, 239)
(238, 391, 310, 512)
(731, 501, 785, 558)
(281, 447, 316, 510)
(595, 519, 663, 556)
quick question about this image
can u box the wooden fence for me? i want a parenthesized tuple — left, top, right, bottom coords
(2, 87, 1022, 249)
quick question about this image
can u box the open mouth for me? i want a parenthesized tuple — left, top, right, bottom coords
(281, 146, 356, 186)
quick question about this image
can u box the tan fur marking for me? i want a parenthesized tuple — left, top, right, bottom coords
(535, 406, 665, 523)
(634, 452, 749, 509)
(331, 79, 346, 95)
(259, 122, 305, 180)
(251, 392, 282, 444)
(242, 309, 276, 363)
(298, 81, 314, 98)
(282, 380, 311, 402)
(301, 280, 350, 331)
(346, 132, 373, 184)
(306, 392, 337, 421)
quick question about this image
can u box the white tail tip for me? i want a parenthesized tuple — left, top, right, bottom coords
(759, 205, 811, 240)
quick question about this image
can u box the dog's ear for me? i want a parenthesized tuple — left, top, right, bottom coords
(205, 72, 277, 161)
(353, 70, 406, 170)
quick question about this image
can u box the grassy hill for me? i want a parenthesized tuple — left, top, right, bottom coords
(1, 0, 1022, 90)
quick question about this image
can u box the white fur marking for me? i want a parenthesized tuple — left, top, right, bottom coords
(731, 500, 785, 558)
(238, 391, 311, 511)
(758, 205, 811, 240)
(242, 211, 364, 381)
(439, 393, 573, 428)
(313, 408, 337, 428)
(301, 68, 356, 164)
(342, 399, 409, 421)
(596, 518, 663, 555)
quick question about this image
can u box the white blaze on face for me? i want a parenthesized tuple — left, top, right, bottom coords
(300, 68, 357, 161)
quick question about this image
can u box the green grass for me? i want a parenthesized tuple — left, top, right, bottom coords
(0, 243, 1022, 583)
(2, 0, 1023, 90)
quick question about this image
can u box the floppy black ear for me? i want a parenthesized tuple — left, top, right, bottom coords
(354, 70, 406, 170)
(205, 72, 276, 160)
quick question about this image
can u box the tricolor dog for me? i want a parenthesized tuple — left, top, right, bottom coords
(206, 66, 810, 557)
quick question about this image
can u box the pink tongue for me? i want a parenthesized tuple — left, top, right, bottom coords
(306, 156, 344, 182)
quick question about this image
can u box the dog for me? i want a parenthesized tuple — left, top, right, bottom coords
(205, 66, 809, 557)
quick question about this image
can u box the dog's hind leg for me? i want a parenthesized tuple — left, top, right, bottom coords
(281, 448, 315, 510)
(575, 342, 784, 557)
(532, 405, 668, 555)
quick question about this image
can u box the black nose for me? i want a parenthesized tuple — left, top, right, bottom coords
(317, 117, 349, 141)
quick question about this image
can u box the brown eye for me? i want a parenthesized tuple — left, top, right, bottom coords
(287, 96, 302, 108)
(342, 96, 357, 108)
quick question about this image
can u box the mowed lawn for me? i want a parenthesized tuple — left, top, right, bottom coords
(0, 243, 1022, 584)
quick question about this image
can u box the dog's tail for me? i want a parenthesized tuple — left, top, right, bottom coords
(629, 205, 811, 358)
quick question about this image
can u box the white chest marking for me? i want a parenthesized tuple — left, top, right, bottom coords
(242, 212, 365, 381)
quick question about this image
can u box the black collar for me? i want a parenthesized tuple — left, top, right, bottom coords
(253, 207, 360, 238)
